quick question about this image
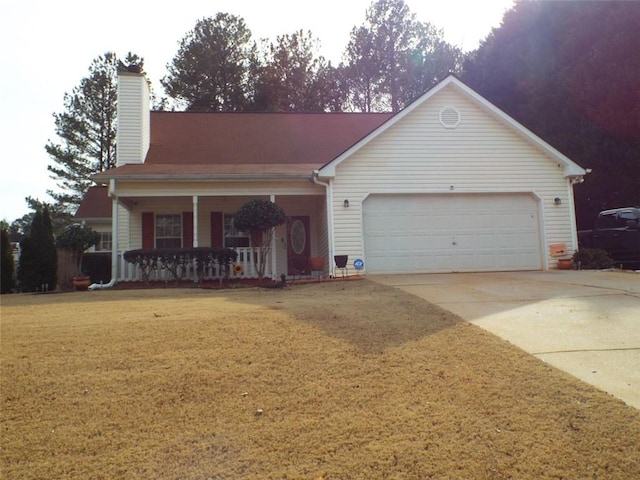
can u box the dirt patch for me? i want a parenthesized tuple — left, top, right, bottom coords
(2, 280, 639, 479)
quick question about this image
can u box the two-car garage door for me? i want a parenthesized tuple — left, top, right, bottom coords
(363, 193, 542, 274)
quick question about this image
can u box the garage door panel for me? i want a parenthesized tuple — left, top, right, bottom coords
(468, 233, 498, 248)
(363, 194, 542, 273)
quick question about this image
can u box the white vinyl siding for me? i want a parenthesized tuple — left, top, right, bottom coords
(116, 73, 150, 166)
(316, 196, 329, 261)
(331, 84, 576, 272)
(117, 202, 131, 251)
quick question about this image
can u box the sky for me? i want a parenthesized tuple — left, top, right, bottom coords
(0, 0, 514, 224)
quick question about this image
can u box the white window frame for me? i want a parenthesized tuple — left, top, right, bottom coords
(96, 232, 112, 252)
(223, 214, 250, 248)
(156, 214, 182, 248)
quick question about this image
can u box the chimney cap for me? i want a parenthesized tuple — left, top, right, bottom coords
(117, 62, 143, 75)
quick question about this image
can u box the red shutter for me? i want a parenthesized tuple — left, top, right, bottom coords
(142, 212, 154, 249)
(210, 212, 223, 247)
(183, 212, 194, 248)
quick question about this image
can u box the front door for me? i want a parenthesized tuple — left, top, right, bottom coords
(287, 216, 310, 275)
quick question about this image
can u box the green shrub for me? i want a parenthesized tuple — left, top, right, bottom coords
(572, 248, 614, 270)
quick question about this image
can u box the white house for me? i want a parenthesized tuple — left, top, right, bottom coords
(77, 71, 586, 284)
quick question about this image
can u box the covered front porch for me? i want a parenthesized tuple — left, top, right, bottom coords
(107, 186, 330, 284)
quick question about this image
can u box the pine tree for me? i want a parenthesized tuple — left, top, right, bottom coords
(252, 30, 335, 112)
(162, 14, 255, 112)
(163, 15, 342, 112)
(343, 0, 463, 112)
(45, 52, 143, 213)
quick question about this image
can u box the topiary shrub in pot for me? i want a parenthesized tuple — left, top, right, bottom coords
(56, 223, 100, 289)
(233, 200, 286, 282)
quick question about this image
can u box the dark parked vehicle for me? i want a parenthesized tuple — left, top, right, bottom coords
(578, 207, 640, 267)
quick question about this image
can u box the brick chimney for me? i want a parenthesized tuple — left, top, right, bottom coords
(116, 71, 150, 166)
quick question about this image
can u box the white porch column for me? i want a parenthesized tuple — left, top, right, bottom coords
(192, 195, 199, 247)
(110, 187, 119, 282)
(271, 194, 277, 280)
(326, 179, 335, 275)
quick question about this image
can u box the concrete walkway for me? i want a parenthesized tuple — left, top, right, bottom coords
(371, 270, 640, 409)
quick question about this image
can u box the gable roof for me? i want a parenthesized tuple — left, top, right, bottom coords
(318, 75, 586, 178)
(75, 185, 111, 220)
(94, 112, 392, 181)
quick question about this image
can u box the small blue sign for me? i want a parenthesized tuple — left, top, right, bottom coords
(353, 258, 364, 270)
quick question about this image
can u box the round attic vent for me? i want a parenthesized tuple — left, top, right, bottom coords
(439, 106, 460, 128)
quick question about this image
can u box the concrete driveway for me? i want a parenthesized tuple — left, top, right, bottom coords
(370, 270, 640, 409)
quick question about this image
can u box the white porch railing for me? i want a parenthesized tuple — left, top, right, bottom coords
(116, 247, 270, 283)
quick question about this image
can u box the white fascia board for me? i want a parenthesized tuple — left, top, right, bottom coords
(317, 75, 587, 179)
(74, 216, 111, 222)
(93, 173, 312, 182)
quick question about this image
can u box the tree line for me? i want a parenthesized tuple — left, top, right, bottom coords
(160, 5, 463, 113)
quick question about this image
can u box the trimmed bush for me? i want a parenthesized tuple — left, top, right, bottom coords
(572, 248, 614, 270)
(123, 247, 238, 283)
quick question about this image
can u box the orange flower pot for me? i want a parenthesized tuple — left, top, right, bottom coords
(557, 259, 573, 270)
(72, 275, 91, 291)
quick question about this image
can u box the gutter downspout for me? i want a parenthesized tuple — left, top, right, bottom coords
(567, 175, 585, 256)
(312, 170, 335, 277)
(270, 194, 277, 280)
(89, 180, 118, 290)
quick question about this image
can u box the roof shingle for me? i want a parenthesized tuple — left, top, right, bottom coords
(75, 185, 111, 219)
(94, 112, 392, 181)
(146, 112, 392, 167)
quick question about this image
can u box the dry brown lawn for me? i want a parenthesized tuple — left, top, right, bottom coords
(2, 279, 639, 479)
